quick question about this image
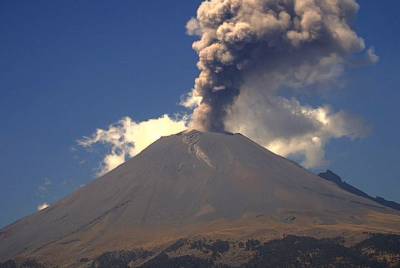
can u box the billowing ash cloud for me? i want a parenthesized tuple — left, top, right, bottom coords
(80, 0, 375, 172)
(184, 0, 374, 132)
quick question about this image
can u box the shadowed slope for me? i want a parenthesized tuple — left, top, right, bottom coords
(319, 170, 400, 211)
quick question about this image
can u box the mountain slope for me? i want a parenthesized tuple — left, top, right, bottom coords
(1, 130, 399, 266)
(319, 170, 400, 211)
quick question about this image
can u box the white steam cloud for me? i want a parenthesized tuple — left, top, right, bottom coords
(79, 115, 188, 175)
(37, 203, 49, 211)
(79, 0, 376, 174)
(225, 94, 368, 167)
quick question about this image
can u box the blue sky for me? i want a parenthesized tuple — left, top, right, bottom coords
(0, 1, 399, 228)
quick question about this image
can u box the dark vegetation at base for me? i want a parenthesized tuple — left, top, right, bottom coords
(245, 235, 384, 268)
(0, 259, 46, 268)
(164, 239, 187, 253)
(90, 250, 152, 268)
(356, 234, 400, 254)
(355, 234, 400, 266)
(1, 234, 399, 268)
(140, 252, 214, 268)
(190, 239, 230, 256)
(318, 170, 400, 211)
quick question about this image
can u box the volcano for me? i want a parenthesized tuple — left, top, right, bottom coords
(1, 130, 399, 267)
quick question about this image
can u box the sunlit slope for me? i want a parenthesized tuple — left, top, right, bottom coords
(0, 130, 398, 264)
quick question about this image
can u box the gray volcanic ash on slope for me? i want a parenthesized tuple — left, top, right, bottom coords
(0, 131, 399, 266)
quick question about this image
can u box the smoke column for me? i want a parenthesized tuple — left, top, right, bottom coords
(184, 0, 373, 132)
(81, 0, 376, 173)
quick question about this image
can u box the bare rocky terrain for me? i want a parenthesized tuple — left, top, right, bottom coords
(1, 130, 399, 267)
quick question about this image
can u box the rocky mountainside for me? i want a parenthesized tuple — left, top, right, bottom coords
(319, 170, 400, 211)
(1, 130, 399, 267)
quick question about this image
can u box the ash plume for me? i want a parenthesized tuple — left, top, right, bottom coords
(184, 0, 374, 132)
(80, 0, 375, 172)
